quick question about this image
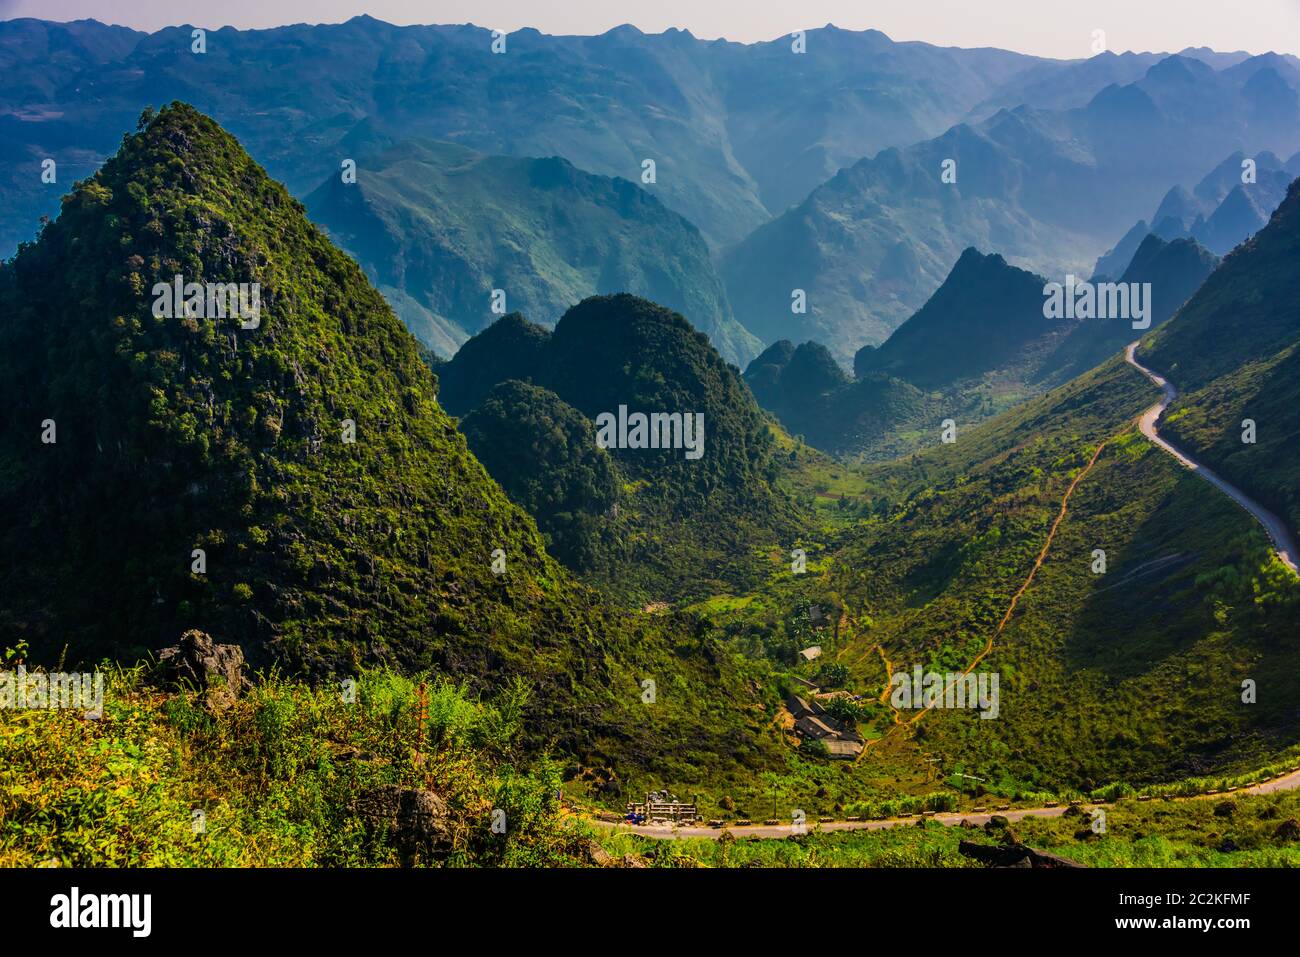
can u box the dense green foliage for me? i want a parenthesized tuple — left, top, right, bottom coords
(0, 105, 797, 787)
(437, 313, 551, 417)
(0, 665, 582, 866)
(0, 103, 569, 681)
(831, 358, 1300, 789)
(461, 380, 621, 571)
(702, 353, 1300, 796)
(439, 296, 805, 604)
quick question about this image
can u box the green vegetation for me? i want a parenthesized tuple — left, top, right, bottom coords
(461, 380, 621, 572)
(3, 99, 1299, 870)
(0, 104, 790, 790)
(0, 663, 581, 867)
(692, 353, 1300, 802)
(438, 296, 805, 606)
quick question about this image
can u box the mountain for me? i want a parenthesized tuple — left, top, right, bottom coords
(722, 55, 1300, 363)
(745, 241, 1217, 457)
(1096, 150, 1300, 275)
(1050, 234, 1220, 377)
(1142, 175, 1300, 537)
(0, 103, 573, 678)
(304, 140, 759, 365)
(0, 104, 794, 787)
(0, 17, 1088, 257)
(964, 49, 1164, 116)
(854, 248, 1051, 389)
(744, 343, 934, 458)
(436, 313, 552, 417)
(439, 295, 803, 603)
(1092, 219, 1151, 279)
(2, 18, 1258, 261)
(460, 380, 622, 572)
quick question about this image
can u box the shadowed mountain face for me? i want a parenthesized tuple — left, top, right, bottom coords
(303, 141, 759, 365)
(722, 55, 1300, 363)
(745, 241, 1217, 457)
(438, 295, 802, 603)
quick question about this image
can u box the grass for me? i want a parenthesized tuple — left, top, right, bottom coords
(0, 663, 584, 867)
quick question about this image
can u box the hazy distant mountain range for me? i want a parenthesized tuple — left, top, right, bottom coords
(0, 17, 1105, 253)
(1094, 148, 1300, 277)
(746, 236, 1218, 456)
(3, 17, 1299, 368)
(723, 54, 1300, 362)
(304, 140, 759, 364)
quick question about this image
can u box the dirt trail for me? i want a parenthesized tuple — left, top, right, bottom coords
(854, 433, 1110, 760)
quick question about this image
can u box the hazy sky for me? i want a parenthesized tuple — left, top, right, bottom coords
(4, 0, 1300, 59)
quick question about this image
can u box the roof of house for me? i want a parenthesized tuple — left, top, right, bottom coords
(798, 645, 822, 661)
(795, 715, 839, 739)
(823, 739, 864, 758)
(786, 693, 830, 719)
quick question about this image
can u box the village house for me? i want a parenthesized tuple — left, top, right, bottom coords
(785, 693, 864, 759)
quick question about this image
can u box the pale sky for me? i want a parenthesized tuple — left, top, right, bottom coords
(4, 0, 1300, 59)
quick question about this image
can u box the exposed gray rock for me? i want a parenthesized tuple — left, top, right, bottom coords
(352, 784, 456, 865)
(157, 629, 249, 711)
(959, 840, 1086, 868)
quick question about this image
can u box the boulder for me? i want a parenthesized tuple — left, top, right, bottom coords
(983, 815, 1011, 833)
(157, 629, 249, 711)
(1273, 818, 1300, 842)
(351, 784, 456, 865)
(584, 839, 615, 867)
(959, 840, 1086, 868)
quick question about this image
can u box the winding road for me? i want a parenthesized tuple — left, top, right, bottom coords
(1124, 342, 1299, 574)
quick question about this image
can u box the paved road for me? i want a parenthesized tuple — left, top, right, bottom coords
(594, 768, 1300, 840)
(1125, 342, 1299, 574)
